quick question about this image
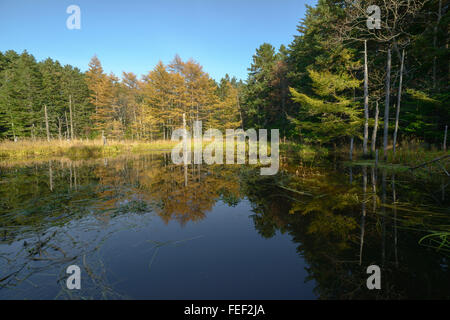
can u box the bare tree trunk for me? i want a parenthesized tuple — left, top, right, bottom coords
(44, 104, 50, 142)
(58, 117, 62, 141)
(102, 130, 107, 146)
(444, 125, 448, 152)
(371, 101, 379, 153)
(11, 122, 17, 142)
(237, 92, 244, 130)
(349, 137, 354, 161)
(393, 49, 405, 155)
(363, 40, 369, 156)
(383, 49, 391, 160)
(65, 112, 70, 141)
(69, 95, 74, 140)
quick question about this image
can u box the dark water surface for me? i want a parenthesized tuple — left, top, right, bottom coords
(0, 153, 449, 299)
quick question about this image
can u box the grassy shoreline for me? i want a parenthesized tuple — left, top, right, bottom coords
(281, 141, 449, 168)
(1, 139, 448, 170)
(0, 139, 179, 161)
(0, 138, 272, 161)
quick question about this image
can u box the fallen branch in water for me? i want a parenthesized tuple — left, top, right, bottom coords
(409, 154, 449, 170)
(277, 185, 313, 197)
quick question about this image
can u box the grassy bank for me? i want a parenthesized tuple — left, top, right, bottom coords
(281, 140, 449, 169)
(0, 139, 179, 160)
(0, 137, 276, 162)
(1, 139, 448, 169)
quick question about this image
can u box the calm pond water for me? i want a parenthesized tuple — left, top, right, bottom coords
(0, 152, 449, 299)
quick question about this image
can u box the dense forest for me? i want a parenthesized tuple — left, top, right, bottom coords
(242, 0, 449, 156)
(0, 52, 242, 141)
(0, 0, 448, 156)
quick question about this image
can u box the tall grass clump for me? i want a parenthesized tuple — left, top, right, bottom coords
(387, 140, 448, 167)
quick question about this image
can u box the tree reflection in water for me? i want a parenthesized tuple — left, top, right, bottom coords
(0, 153, 449, 299)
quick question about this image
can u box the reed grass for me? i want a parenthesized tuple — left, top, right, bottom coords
(386, 142, 448, 167)
(0, 139, 179, 160)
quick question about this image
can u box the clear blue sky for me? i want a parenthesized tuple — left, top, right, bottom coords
(0, 0, 317, 81)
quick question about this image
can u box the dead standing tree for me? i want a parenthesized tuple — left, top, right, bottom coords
(393, 49, 405, 154)
(339, 0, 429, 159)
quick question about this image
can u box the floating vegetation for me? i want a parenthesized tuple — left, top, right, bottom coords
(146, 236, 204, 272)
(419, 232, 450, 255)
